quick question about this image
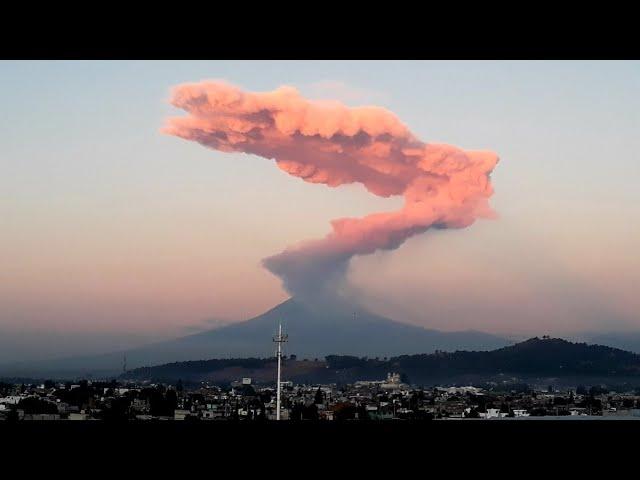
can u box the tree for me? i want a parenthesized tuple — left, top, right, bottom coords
(18, 397, 58, 415)
(530, 407, 547, 416)
(238, 385, 256, 397)
(303, 403, 319, 421)
(258, 401, 266, 421)
(465, 408, 480, 419)
(409, 392, 420, 412)
(356, 405, 369, 421)
(166, 389, 178, 411)
(260, 391, 272, 405)
(314, 388, 324, 405)
(333, 402, 356, 421)
(149, 389, 174, 417)
(290, 402, 303, 421)
(0, 382, 11, 396)
(103, 397, 130, 422)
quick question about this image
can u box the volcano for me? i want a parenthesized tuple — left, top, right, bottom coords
(0, 297, 511, 378)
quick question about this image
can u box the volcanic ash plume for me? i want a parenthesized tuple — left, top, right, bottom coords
(163, 81, 499, 298)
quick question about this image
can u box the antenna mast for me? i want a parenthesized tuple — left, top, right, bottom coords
(273, 322, 288, 421)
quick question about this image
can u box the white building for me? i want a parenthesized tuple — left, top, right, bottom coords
(174, 409, 191, 420)
(480, 408, 508, 419)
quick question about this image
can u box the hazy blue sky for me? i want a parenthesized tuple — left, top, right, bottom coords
(1, 61, 638, 362)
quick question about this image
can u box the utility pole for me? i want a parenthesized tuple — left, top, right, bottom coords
(273, 322, 288, 421)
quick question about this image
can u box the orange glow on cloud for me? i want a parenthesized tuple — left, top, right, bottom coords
(163, 81, 499, 297)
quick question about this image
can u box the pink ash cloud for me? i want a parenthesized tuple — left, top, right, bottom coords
(163, 81, 499, 297)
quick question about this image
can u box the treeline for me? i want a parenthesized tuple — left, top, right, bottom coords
(393, 337, 640, 377)
(326, 337, 640, 381)
(123, 357, 275, 382)
(121, 338, 640, 384)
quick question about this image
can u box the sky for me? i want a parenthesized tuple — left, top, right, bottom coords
(1, 61, 639, 362)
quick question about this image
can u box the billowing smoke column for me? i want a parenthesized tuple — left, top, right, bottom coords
(163, 81, 499, 299)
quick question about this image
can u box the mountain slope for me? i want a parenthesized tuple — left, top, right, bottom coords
(0, 297, 510, 378)
(173, 297, 511, 358)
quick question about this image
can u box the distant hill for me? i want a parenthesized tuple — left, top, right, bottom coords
(580, 332, 640, 354)
(386, 337, 640, 381)
(122, 337, 640, 386)
(0, 297, 510, 378)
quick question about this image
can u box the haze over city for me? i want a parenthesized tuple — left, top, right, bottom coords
(1, 61, 639, 364)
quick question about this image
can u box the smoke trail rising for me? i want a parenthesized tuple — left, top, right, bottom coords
(163, 81, 499, 298)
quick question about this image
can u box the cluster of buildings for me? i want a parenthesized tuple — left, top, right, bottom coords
(2, 373, 640, 421)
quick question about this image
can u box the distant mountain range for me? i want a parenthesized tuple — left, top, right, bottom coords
(0, 297, 511, 378)
(579, 333, 640, 356)
(123, 337, 640, 386)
